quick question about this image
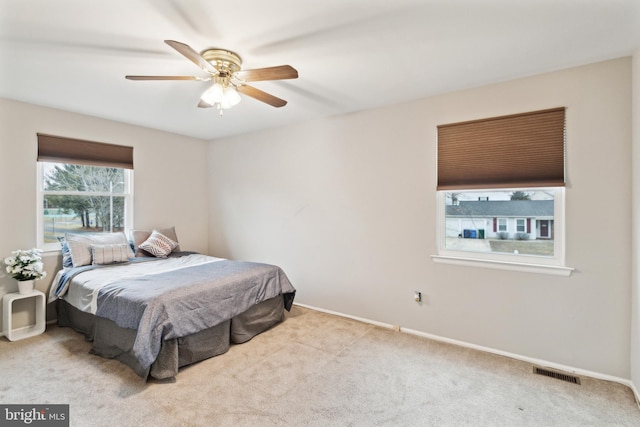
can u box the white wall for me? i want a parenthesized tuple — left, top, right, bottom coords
(632, 48, 640, 396)
(208, 58, 633, 379)
(0, 99, 209, 325)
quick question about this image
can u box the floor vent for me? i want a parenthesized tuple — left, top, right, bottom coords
(533, 367, 581, 385)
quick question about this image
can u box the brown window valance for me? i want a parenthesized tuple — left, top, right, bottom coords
(437, 107, 565, 190)
(37, 133, 133, 169)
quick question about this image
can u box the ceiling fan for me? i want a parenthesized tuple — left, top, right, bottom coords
(126, 40, 298, 114)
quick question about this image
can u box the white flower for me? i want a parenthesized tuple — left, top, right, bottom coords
(3, 248, 47, 281)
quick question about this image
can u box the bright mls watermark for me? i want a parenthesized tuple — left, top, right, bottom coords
(1, 405, 69, 426)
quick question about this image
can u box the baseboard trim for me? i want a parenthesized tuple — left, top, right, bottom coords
(293, 302, 637, 400)
(632, 381, 640, 410)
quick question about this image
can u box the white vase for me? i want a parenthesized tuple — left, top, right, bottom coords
(17, 280, 35, 295)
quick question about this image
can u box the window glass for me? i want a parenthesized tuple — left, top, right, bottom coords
(38, 162, 133, 248)
(442, 189, 557, 258)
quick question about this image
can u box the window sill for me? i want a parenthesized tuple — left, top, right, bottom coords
(42, 248, 62, 256)
(431, 255, 574, 276)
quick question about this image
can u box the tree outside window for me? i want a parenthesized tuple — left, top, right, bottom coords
(39, 162, 132, 246)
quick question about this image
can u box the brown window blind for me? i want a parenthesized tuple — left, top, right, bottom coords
(37, 133, 134, 169)
(437, 107, 565, 190)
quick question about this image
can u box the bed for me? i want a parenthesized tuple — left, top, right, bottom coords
(48, 230, 296, 380)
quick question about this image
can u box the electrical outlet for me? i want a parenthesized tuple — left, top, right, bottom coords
(393, 325, 401, 332)
(414, 291, 422, 303)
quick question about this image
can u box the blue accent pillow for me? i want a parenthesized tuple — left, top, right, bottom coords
(57, 236, 73, 268)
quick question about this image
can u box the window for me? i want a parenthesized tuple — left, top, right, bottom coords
(442, 188, 558, 254)
(433, 108, 572, 276)
(36, 134, 134, 251)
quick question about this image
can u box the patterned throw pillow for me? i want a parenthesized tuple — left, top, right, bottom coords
(90, 243, 131, 265)
(131, 226, 180, 257)
(138, 230, 178, 258)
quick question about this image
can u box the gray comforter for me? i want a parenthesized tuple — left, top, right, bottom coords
(94, 259, 295, 371)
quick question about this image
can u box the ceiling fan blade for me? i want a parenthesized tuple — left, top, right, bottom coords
(164, 40, 218, 75)
(235, 65, 298, 82)
(125, 75, 202, 81)
(237, 85, 287, 108)
(198, 99, 213, 108)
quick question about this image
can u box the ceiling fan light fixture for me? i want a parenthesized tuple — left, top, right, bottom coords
(224, 86, 242, 107)
(201, 81, 241, 113)
(201, 82, 224, 105)
(127, 40, 298, 111)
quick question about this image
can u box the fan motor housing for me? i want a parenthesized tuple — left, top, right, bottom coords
(201, 48, 242, 75)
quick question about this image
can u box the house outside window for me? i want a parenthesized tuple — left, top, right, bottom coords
(442, 189, 557, 257)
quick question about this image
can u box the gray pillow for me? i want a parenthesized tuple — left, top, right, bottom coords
(131, 226, 180, 257)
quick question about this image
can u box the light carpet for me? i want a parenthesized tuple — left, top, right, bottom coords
(1, 305, 639, 426)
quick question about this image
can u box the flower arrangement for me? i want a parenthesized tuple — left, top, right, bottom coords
(4, 248, 47, 281)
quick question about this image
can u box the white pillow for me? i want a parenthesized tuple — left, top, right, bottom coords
(91, 243, 131, 265)
(138, 230, 178, 258)
(65, 232, 134, 267)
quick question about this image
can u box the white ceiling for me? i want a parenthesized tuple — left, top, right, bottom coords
(1, 0, 639, 140)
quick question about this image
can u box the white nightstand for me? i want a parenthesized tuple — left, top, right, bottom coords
(2, 290, 46, 341)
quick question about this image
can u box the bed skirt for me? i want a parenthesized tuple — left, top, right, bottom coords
(56, 295, 286, 379)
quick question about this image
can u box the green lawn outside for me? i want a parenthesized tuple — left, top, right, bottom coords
(488, 239, 554, 256)
(43, 214, 122, 243)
